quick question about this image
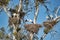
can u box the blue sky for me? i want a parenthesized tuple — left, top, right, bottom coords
(0, 0, 60, 40)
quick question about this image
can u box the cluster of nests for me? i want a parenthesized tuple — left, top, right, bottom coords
(24, 19, 58, 34)
(8, 8, 58, 34)
(8, 8, 42, 34)
(0, 0, 10, 6)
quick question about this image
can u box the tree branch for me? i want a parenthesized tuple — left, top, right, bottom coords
(40, 34, 47, 40)
(3, 6, 11, 17)
(54, 16, 60, 22)
(34, 1, 39, 24)
(55, 6, 60, 18)
(18, 0, 23, 12)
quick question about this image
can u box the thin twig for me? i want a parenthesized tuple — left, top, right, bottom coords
(55, 6, 60, 18)
(54, 16, 60, 22)
(40, 34, 47, 40)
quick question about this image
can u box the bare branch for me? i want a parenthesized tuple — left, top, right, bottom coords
(30, 33, 33, 40)
(34, 1, 39, 24)
(3, 6, 11, 17)
(34, 6, 39, 24)
(40, 34, 47, 40)
(55, 6, 60, 18)
(18, 0, 23, 12)
(54, 16, 60, 22)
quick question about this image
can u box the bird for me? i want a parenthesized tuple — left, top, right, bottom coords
(19, 11, 25, 19)
(25, 19, 33, 23)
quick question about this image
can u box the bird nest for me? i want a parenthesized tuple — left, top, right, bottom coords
(43, 20, 57, 28)
(43, 20, 57, 34)
(8, 17, 21, 26)
(24, 24, 42, 34)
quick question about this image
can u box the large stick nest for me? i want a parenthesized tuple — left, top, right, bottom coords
(43, 20, 57, 34)
(8, 17, 21, 26)
(24, 24, 42, 34)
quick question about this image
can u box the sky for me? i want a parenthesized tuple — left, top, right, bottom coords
(0, 0, 60, 40)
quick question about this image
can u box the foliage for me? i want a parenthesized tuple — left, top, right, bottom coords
(0, 0, 10, 6)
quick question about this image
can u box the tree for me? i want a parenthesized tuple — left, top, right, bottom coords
(0, 0, 60, 40)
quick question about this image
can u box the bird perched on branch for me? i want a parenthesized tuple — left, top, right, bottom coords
(25, 19, 33, 23)
(19, 11, 25, 19)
